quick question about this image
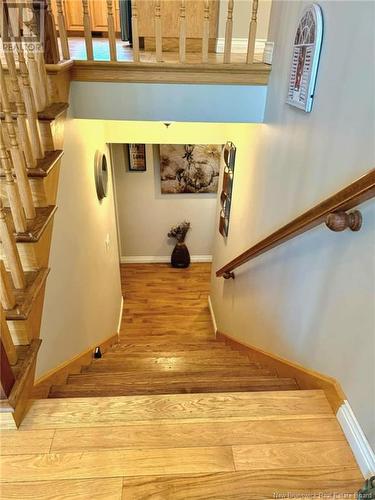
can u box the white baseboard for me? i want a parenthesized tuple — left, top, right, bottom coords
(120, 255, 212, 264)
(337, 400, 375, 479)
(208, 295, 218, 336)
(117, 296, 124, 336)
(216, 37, 266, 55)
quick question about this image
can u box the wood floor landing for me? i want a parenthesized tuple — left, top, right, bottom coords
(0, 264, 363, 498)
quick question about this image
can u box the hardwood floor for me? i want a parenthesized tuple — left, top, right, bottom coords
(65, 37, 263, 64)
(0, 264, 363, 498)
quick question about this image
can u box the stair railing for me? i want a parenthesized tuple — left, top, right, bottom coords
(217, 169, 375, 279)
(48, 0, 261, 65)
(0, 62, 36, 221)
(0, 0, 53, 408)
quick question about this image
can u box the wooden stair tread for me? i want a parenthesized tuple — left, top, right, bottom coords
(82, 364, 274, 375)
(28, 150, 63, 178)
(105, 350, 249, 359)
(4, 268, 50, 320)
(0, 102, 68, 122)
(3, 205, 56, 242)
(117, 335, 218, 344)
(83, 357, 264, 373)
(19, 391, 333, 429)
(37, 102, 69, 121)
(0, 339, 41, 412)
(67, 371, 294, 384)
(0, 150, 63, 179)
(51, 376, 299, 398)
(109, 344, 229, 352)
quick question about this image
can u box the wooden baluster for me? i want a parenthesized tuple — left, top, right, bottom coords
(17, 46, 45, 160)
(0, 304, 17, 365)
(82, 0, 94, 61)
(246, 0, 258, 64)
(0, 63, 36, 221)
(202, 0, 210, 63)
(36, 51, 51, 108)
(155, 0, 162, 62)
(25, 1, 51, 106)
(56, 0, 70, 60)
(0, 126, 27, 233)
(0, 261, 16, 311)
(44, 0, 60, 63)
(106, 0, 117, 62)
(26, 47, 45, 112)
(179, 0, 186, 63)
(22, 1, 45, 111)
(1, 21, 35, 169)
(224, 0, 234, 64)
(131, 0, 140, 62)
(0, 338, 15, 399)
(0, 198, 26, 290)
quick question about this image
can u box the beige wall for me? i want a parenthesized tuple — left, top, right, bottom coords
(210, 0, 375, 448)
(218, 0, 272, 39)
(36, 119, 123, 378)
(111, 143, 217, 260)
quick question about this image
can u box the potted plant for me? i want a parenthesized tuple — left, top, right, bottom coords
(168, 221, 191, 268)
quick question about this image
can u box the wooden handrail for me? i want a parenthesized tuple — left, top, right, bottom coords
(216, 169, 375, 278)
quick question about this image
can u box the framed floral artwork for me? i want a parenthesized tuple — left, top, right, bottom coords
(159, 144, 223, 194)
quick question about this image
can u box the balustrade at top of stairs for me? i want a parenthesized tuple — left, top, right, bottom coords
(0, 0, 70, 428)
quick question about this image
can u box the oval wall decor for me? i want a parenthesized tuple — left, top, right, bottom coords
(94, 150, 109, 201)
(286, 3, 323, 112)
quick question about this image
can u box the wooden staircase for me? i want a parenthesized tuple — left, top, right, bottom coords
(0, 264, 363, 496)
(0, 18, 71, 427)
(48, 264, 299, 398)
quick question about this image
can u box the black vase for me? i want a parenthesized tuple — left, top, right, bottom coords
(171, 242, 190, 268)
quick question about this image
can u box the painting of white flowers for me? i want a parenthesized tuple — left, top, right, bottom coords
(159, 144, 223, 194)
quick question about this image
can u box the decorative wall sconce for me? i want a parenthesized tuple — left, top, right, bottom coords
(219, 141, 236, 238)
(94, 150, 108, 201)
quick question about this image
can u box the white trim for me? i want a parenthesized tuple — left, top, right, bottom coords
(337, 400, 375, 479)
(120, 255, 212, 264)
(208, 295, 218, 336)
(215, 37, 266, 55)
(117, 296, 124, 336)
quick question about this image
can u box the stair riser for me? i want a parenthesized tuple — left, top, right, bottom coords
(49, 383, 299, 398)
(82, 366, 274, 375)
(7, 283, 46, 345)
(68, 374, 287, 385)
(0, 220, 54, 271)
(38, 114, 66, 151)
(1, 164, 61, 208)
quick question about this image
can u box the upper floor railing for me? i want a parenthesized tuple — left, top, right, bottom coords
(48, 0, 264, 66)
(217, 169, 375, 279)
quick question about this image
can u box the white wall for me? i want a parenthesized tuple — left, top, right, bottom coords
(37, 118, 123, 377)
(70, 82, 267, 124)
(210, 0, 375, 449)
(111, 143, 217, 260)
